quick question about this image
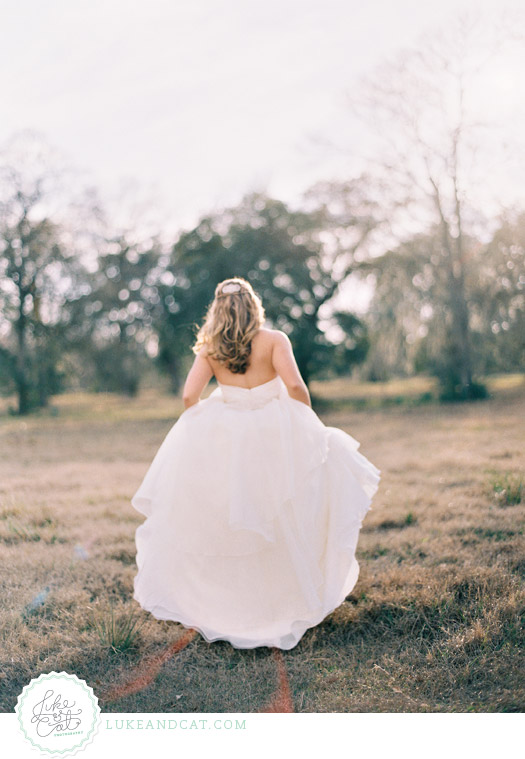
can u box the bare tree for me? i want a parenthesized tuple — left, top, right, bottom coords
(346, 10, 524, 398)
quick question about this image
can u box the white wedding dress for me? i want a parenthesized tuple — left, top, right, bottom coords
(131, 375, 380, 650)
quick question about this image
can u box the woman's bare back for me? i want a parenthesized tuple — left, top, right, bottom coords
(206, 328, 277, 388)
(203, 327, 311, 406)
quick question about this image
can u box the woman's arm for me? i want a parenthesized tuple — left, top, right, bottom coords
(271, 331, 311, 407)
(182, 349, 214, 409)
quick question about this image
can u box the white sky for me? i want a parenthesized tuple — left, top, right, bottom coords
(2, 0, 522, 238)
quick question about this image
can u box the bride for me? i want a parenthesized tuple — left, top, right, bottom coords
(131, 276, 381, 650)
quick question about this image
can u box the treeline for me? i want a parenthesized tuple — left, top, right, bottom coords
(0, 142, 523, 415)
(0, 154, 376, 413)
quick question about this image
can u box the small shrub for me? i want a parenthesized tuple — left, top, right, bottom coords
(490, 472, 523, 506)
(88, 602, 144, 653)
(439, 379, 489, 402)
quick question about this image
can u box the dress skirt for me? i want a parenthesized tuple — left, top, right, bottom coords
(131, 375, 380, 650)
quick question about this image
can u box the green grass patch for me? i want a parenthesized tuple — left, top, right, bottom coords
(488, 472, 523, 506)
(376, 513, 418, 530)
(88, 602, 145, 653)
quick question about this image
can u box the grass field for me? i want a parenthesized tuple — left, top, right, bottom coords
(0, 374, 524, 713)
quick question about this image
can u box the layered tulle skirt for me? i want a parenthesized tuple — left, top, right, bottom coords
(131, 375, 380, 650)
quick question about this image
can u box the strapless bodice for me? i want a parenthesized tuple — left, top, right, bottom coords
(217, 375, 282, 409)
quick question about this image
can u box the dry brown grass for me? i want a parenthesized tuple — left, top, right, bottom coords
(0, 374, 523, 713)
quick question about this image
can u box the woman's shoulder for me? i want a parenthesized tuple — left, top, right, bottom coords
(254, 327, 285, 350)
(255, 327, 282, 341)
(258, 328, 291, 346)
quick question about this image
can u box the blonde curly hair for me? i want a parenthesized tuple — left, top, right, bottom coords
(191, 277, 266, 374)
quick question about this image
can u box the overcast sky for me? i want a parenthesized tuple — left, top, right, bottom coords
(2, 0, 522, 245)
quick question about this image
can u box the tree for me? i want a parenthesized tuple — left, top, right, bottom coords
(346, 12, 523, 399)
(469, 211, 525, 373)
(0, 133, 84, 413)
(68, 231, 163, 395)
(359, 214, 525, 387)
(361, 226, 485, 392)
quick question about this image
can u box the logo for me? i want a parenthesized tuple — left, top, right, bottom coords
(15, 671, 101, 756)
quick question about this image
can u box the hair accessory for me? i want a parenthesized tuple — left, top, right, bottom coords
(221, 282, 241, 293)
(217, 282, 248, 298)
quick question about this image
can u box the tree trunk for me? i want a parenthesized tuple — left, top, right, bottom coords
(15, 308, 31, 415)
(433, 181, 476, 399)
